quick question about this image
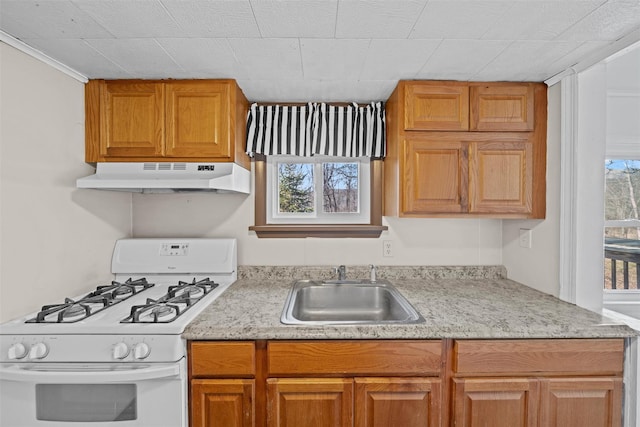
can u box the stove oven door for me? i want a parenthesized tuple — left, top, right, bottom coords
(0, 359, 187, 427)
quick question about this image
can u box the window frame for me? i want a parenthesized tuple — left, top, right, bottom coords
(249, 154, 387, 238)
(267, 155, 370, 224)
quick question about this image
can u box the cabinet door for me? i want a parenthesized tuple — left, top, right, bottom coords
(355, 378, 440, 427)
(403, 138, 468, 214)
(267, 378, 353, 427)
(191, 379, 254, 427)
(469, 140, 532, 214)
(165, 82, 231, 159)
(452, 378, 539, 427)
(470, 84, 534, 131)
(539, 378, 622, 427)
(102, 82, 164, 158)
(405, 83, 469, 131)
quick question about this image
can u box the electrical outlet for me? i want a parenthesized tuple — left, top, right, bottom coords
(519, 229, 532, 248)
(383, 240, 393, 257)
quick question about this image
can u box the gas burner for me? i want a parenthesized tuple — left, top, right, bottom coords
(25, 278, 154, 323)
(87, 278, 154, 300)
(168, 278, 218, 299)
(121, 278, 217, 323)
(27, 295, 111, 323)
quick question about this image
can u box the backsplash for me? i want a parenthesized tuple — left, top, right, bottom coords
(238, 265, 507, 281)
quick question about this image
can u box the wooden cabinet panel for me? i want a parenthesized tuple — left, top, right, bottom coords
(469, 140, 532, 214)
(453, 377, 539, 427)
(165, 82, 230, 159)
(470, 84, 534, 131)
(191, 379, 255, 427)
(405, 83, 469, 131)
(454, 339, 625, 376)
(267, 378, 353, 427)
(403, 138, 467, 214)
(355, 378, 440, 427)
(267, 340, 442, 376)
(102, 82, 164, 157)
(539, 377, 622, 427)
(190, 341, 256, 378)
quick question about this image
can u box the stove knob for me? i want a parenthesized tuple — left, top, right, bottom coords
(29, 342, 49, 360)
(132, 343, 151, 360)
(8, 343, 28, 360)
(113, 342, 130, 360)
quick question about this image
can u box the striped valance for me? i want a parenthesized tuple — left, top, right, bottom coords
(246, 102, 385, 158)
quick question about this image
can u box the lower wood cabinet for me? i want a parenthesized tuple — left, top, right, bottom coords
(188, 339, 625, 427)
(191, 379, 255, 427)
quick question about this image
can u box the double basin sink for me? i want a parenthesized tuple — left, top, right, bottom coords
(281, 279, 425, 325)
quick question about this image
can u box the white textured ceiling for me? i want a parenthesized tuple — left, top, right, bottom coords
(1, 0, 639, 102)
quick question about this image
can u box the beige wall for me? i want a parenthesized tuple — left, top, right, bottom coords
(502, 84, 561, 296)
(0, 43, 131, 322)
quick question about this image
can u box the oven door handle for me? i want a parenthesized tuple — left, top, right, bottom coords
(0, 363, 181, 383)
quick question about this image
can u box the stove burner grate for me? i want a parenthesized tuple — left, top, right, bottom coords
(121, 278, 218, 323)
(25, 278, 155, 323)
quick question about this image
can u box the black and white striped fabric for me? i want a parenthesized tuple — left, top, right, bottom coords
(246, 102, 385, 158)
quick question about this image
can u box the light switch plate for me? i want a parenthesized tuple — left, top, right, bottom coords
(519, 229, 532, 248)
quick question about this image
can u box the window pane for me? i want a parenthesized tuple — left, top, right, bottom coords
(604, 159, 640, 291)
(605, 159, 640, 221)
(278, 163, 314, 213)
(322, 163, 359, 213)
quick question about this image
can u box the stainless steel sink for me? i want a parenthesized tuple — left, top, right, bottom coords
(280, 279, 425, 325)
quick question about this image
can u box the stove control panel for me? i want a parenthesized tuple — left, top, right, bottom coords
(160, 243, 189, 256)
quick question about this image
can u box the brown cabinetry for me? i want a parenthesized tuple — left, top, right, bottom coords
(452, 339, 624, 427)
(189, 339, 624, 427)
(85, 79, 250, 168)
(385, 80, 546, 218)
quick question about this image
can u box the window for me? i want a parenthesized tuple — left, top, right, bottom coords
(246, 102, 387, 238)
(267, 156, 370, 224)
(604, 159, 640, 291)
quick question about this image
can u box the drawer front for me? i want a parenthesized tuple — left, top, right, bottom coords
(454, 339, 624, 376)
(190, 341, 255, 378)
(268, 340, 442, 376)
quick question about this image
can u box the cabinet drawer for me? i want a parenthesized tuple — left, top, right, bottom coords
(454, 339, 624, 376)
(268, 340, 442, 376)
(190, 341, 255, 378)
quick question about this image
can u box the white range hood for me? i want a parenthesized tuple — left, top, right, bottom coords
(77, 162, 250, 194)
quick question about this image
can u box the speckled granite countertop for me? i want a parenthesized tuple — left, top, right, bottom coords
(183, 266, 636, 340)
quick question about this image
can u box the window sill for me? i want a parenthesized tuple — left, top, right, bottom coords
(249, 224, 387, 238)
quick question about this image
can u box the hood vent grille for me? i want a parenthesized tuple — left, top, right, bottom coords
(143, 162, 188, 171)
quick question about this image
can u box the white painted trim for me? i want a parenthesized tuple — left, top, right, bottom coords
(558, 74, 579, 304)
(0, 30, 88, 83)
(545, 29, 640, 86)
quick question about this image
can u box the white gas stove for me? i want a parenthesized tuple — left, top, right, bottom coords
(0, 238, 236, 427)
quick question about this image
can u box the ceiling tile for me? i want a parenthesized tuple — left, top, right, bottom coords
(300, 39, 370, 79)
(85, 38, 184, 77)
(72, 0, 183, 38)
(416, 39, 510, 80)
(228, 38, 303, 80)
(482, 1, 602, 41)
(410, 1, 511, 39)
(236, 79, 398, 102)
(0, 0, 111, 39)
(250, 0, 337, 38)
(557, 1, 640, 41)
(160, 0, 260, 37)
(21, 38, 130, 78)
(335, 0, 427, 38)
(474, 40, 590, 81)
(157, 38, 248, 79)
(359, 39, 440, 80)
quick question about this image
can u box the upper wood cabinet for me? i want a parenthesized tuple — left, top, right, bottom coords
(385, 80, 547, 218)
(405, 82, 469, 131)
(85, 79, 250, 169)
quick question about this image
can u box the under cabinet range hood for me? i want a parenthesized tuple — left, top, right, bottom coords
(77, 162, 250, 194)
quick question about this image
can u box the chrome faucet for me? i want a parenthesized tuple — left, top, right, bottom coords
(334, 265, 347, 281)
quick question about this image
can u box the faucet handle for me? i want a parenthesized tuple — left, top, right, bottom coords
(369, 264, 377, 283)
